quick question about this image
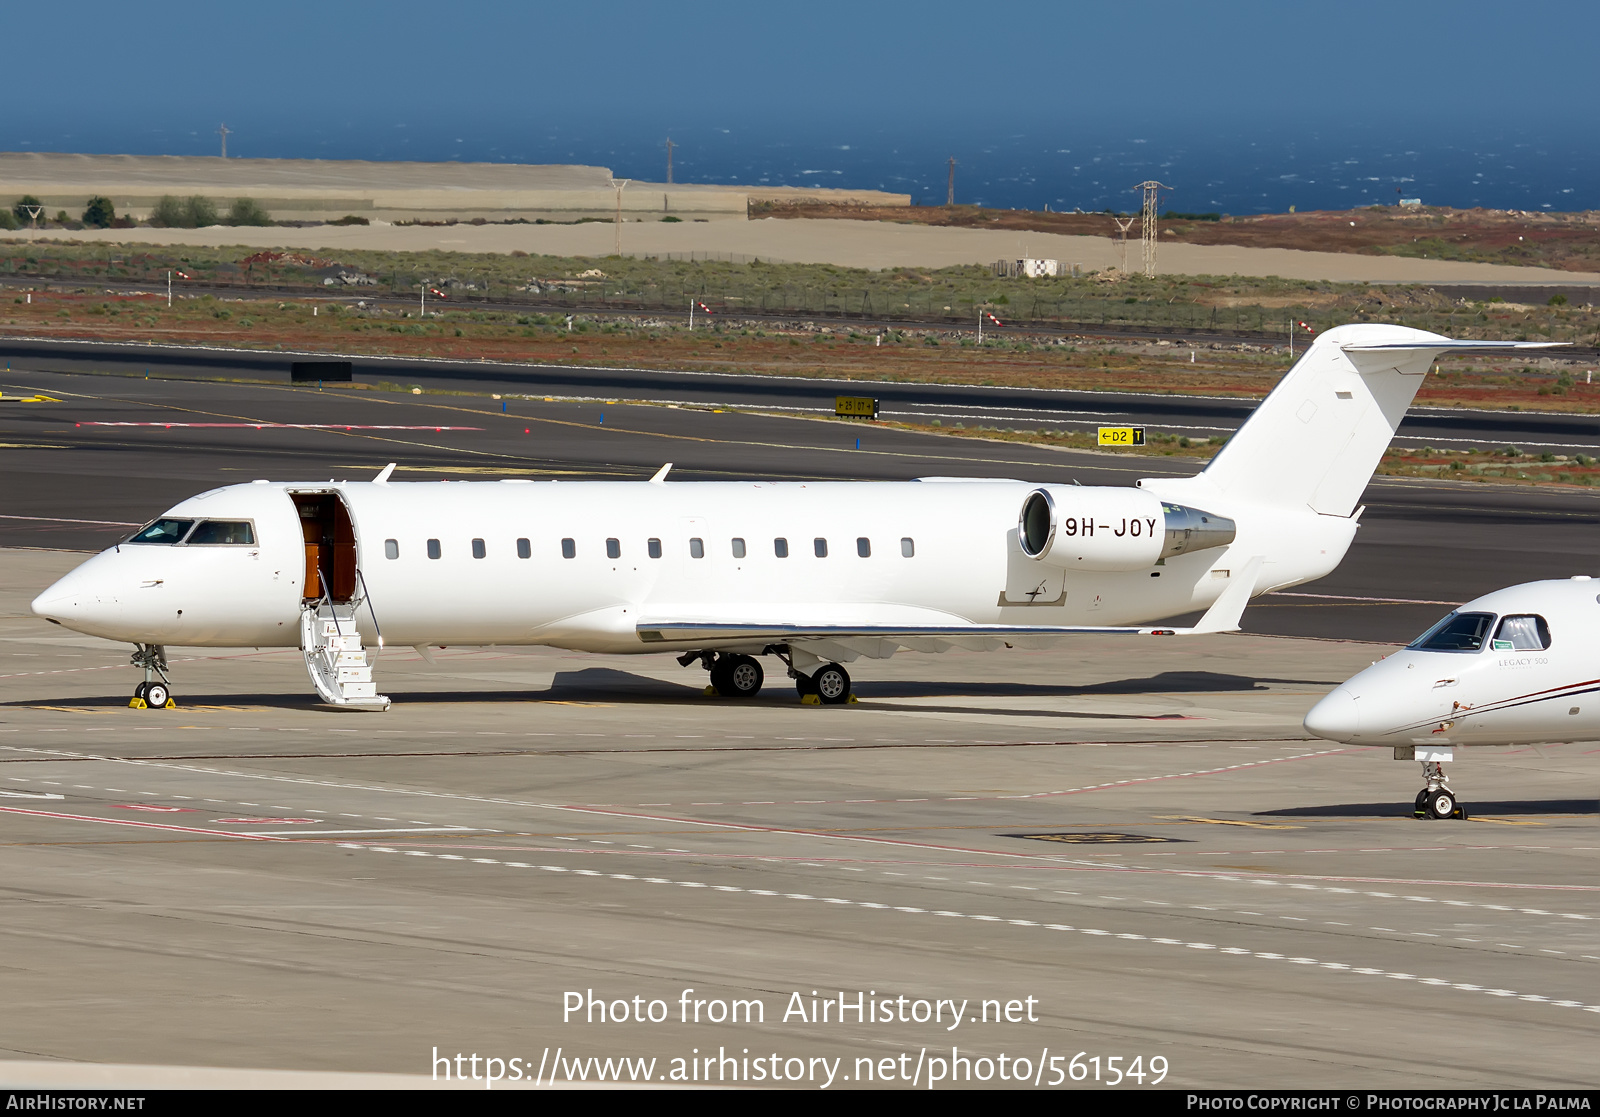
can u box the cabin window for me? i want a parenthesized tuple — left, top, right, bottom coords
(1493, 614, 1551, 651)
(127, 518, 194, 545)
(857, 537, 871, 558)
(471, 538, 486, 559)
(731, 537, 746, 559)
(561, 538, 576, 559)
(426, 539, 442, 560)
(774, 537, 789, 558)
(1409, 611, 1494, 652)
(517, 538, 531, 559)
(814, 537, 828, 558)
(185, 520, 255, 545)
(648, 538, 663, 559)
(606, 538, 621, 559)
(901, 537, 915, 558)
(384, 539, 399, 560)
(689, 537, 704, 559)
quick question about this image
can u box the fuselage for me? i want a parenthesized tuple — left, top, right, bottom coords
(1304, 578, 1600, 747)
(32, 476, 1356, 654)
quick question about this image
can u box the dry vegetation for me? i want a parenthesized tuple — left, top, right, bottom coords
(755, 201, 1600, 274)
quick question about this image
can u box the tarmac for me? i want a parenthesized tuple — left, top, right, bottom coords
(0, 367, 1595, 1089)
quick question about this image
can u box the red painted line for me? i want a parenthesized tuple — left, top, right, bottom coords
(0, 804, 286, 840)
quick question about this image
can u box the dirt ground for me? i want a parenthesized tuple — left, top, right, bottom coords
(755, 202, 1600, 274)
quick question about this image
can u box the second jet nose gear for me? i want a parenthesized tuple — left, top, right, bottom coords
(1413, 758, 1467, 820)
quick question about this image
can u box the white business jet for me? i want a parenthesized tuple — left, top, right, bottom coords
(31, 324, 1555, 712)
(1305, 577, 1599, 820)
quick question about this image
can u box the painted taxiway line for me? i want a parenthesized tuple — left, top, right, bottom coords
(342, 842, 1600, 1017)
(234, 827, 483, 836)
(0, 744, 1342, 866)
(0, 804, 286, 841)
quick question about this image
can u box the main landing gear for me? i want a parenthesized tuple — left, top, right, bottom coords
(1414, 759, 1467, 820)
(129, 644, 176, 710)
(681, 651, 765, 699)
(794, 661, 853, 706)
(679, 648, 857, 705)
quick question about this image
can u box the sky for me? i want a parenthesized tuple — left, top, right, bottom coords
(1, 1, 1594, 209)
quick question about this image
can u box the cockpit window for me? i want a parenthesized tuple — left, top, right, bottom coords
(127, 518, 195, 545)
(1492, 614, 1550, 651)
(185, 520, 255, 546)
(1408, 611, 1496, 652)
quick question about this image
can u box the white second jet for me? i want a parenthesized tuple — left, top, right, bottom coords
(1306, 577, 1599, 820)
(31, 324, 1555, 712)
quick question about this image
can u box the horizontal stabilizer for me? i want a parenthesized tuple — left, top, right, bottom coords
(1193, 325, 1568, 518)
(1341, 340, 1565, 351)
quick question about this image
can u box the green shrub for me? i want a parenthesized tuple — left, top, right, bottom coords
(151, 196, 185, 227)
(1549, 294, 1568, 307)
(0, 209, 15, 231)
(154, 195, 219, 228)
(82, 196, 115, 228)
(225, 198, 273, 227)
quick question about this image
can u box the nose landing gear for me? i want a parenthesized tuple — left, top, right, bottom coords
(129, 644, 176, 710)
(1414, 760, 1466, 820)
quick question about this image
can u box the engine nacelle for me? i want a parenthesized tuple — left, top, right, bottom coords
(1017, 487, 1236, 571)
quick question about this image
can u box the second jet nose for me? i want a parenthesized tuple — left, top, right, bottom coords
(1304, 687, 1361, 742)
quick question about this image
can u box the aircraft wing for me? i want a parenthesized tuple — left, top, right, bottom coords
(638, 557, 1262, 650)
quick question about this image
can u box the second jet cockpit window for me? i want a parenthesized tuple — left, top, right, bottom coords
(1492, 614, 1551, 651)
(1408, 611, 1496, 652)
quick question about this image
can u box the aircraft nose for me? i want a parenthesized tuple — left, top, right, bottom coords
(1304, 687, 1361, 742)
(31, 580, 120, 630)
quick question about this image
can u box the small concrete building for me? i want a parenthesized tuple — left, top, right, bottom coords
(993, 257, 1064, 278)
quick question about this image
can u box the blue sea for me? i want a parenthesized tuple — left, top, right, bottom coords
(12, 121, 1599, 216)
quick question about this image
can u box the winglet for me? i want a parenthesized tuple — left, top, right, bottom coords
(373, 463, 396, 484)
(649, 462, 673, 484)
(1183, 554, 1264, 634)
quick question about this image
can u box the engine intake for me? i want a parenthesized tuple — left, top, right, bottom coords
(1018, 487, 1235, 571)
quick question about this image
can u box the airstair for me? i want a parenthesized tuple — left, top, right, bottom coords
(300, 597, 390, 711)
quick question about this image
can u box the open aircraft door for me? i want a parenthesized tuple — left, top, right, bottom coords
(289, 490, 360, 604)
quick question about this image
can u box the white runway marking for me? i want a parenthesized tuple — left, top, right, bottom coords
(341, 841, 1600, 1016)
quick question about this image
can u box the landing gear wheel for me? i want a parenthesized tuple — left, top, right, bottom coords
(794, 672, 819, 698)
(133, 682, 150, 702)
(1424, 788, 1457, 820)
(708, 656, 733, 695)
(143, 681, 170, 709)
(1414, 789, 1430, 818)
(814, 662, 851, 705)
(723, 655, 763, 698)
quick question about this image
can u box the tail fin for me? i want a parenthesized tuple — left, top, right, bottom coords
(1197, 325, 1560, 517)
